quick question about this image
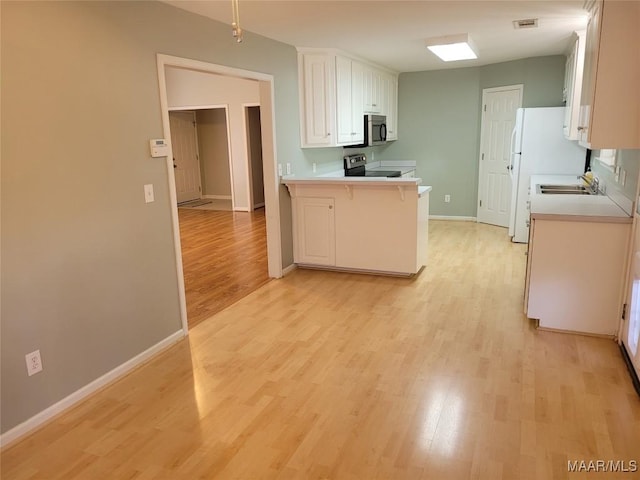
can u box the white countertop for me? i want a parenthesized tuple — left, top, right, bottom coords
(529, 175, 632, 223)
(281, 160, 425, 187)
(281, 174, 421, 186)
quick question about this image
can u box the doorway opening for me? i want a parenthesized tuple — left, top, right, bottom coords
(170, 106, 268, 328)
(157, 54, 283, 334)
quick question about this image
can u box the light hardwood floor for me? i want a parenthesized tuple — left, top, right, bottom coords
(178, 207, 269, 328)
(3, 221, 640, 479)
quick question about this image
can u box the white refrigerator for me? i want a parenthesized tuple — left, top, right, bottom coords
(509, 107, 586, 243)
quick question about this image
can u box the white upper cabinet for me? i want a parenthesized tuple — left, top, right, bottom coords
(336, 56, 365, 145)
(298, 53, 335, 147)
(563, 30, 585, 141)
(382, 73, 398, 141)
(578, 0, 640, 149)
(363, 66, 382, 114)
(297, 48, 398, 148)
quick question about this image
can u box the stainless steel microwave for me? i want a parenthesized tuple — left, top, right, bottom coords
(345, 115, 387, 148)
(365, 115, 387, 146)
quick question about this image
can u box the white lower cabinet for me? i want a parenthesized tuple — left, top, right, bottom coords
(288, 182, 429, 276)
(294, 197, 335, 266)
(526, 217, 630, 336)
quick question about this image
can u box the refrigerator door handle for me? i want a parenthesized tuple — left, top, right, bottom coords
(508, 127, 518, 181)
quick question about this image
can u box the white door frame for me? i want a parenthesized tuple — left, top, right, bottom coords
(156, 54, 283, 335)
(477, 84, 523, 226)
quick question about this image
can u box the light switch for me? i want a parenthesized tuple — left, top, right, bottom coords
(144, 184, 154, 203)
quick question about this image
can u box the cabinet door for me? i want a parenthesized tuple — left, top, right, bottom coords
(301, 54, 335, 146)
(351, 61, 365, 143)
(563, 31, 585, 141)
(386, 75, 398, 141)
(296, 197, 335, 266)
(563, 48, 575, 137)
(336, 56, 354, 144)
(336, 57, 365, 145)
(578, 0, 601, 146)
(363, 67, 381, 113)
(579, 0, 640, 148)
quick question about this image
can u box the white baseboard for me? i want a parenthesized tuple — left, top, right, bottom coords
(0, 330, 185, 449)
(203, 195, 232, 200)
(282, 263, 297, 276)
(429, 215, 477, 221)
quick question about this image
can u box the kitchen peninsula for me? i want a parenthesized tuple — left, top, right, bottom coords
(282, 170, 431, 276)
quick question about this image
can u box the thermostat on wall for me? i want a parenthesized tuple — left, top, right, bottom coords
(149, 139, 169, 158)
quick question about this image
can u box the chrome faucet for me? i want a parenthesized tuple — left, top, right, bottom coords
(578, 174, 600, 194)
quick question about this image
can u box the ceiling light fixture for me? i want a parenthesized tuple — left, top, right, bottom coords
(425, 33, 477, 62)
(231, 0, 243, 43)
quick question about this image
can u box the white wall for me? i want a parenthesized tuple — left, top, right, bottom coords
(165, 67, 259, 211)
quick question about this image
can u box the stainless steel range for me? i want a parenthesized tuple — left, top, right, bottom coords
(343, 153, 401, 177)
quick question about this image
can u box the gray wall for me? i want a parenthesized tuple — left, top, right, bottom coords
(196, 109, 232, 198)
(1, 0, 302, 434)
(377, 55, 567, 217)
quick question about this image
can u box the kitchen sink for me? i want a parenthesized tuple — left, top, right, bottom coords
(538, 184, 586, 191)
(536, 184, 595, 195)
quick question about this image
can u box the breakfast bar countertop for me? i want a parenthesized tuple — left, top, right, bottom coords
(280, 174, 421, 186)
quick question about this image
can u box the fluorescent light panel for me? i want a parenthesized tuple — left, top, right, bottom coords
(426, 33, 477, 62)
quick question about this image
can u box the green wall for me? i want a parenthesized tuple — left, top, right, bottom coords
(591, 149, 640, 205)
(378, 55, 567, 217)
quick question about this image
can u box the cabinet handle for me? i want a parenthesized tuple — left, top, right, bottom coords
(577, 126, 585, 131)
(329, 205, 333, 209)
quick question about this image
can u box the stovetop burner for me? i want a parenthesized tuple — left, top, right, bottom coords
(364, 170, 401, 177)
(343, 153, 401, 178)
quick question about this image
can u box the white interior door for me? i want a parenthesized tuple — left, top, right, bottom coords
(622, 214, 640, 382)
(477, 85, 523, 227)
(170, 111, 201, 204)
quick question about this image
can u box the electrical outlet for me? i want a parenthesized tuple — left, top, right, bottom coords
(312, 162, 317, 173)
(144, 184, 154, 203)
(25, 350, 43, 376)
(286, 163, 291, 175)
(278, 163, 283, 176)
(444, 194, 451, 203)
(621, 169, 627, 186)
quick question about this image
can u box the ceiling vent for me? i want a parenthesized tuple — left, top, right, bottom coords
(513, 18, 539, 29)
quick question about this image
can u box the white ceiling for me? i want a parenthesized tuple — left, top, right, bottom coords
(166, 0, 589, 72)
